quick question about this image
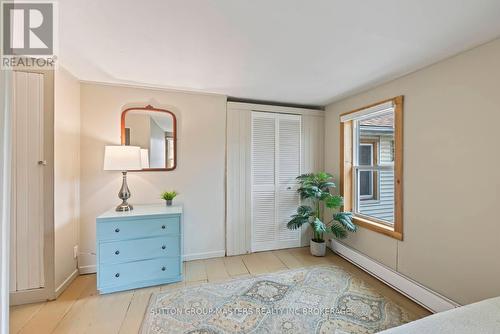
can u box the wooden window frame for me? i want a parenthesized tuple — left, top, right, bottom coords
(340, 96, 404, 240)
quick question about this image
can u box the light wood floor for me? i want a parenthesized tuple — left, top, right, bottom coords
(10, 247, 431, 334)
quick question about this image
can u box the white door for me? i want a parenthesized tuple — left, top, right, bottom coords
(276, 115, 301, 246)
(251, 112, 301, 252)
(10, 71, 45, 291)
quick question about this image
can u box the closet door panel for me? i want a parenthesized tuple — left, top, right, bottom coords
(14, 72, 30, 290)
(278, 116, 301, 185)
(28, 72, 45, 288)
(277, 115, 301, 246)
(226, 108, 251, 256)
(251, 113, 276, 251)
(277, 187, 300, 243)
(251, 112, 301, 251)
(11, 71, 45, 291)
(252, 191, 276, 250)
(251, 114, 275, 187)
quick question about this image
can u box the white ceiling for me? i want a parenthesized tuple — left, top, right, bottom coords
(59, 0, 500, 105)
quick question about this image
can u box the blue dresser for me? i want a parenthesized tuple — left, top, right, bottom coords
(96, 204, 183, 294)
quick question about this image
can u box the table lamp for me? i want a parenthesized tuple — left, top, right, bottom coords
(103, 145, 142, 211)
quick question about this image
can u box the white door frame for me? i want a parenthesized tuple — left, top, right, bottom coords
(226, 103, 324, 256)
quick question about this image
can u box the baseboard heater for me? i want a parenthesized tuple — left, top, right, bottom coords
(328, 240, 460, 313)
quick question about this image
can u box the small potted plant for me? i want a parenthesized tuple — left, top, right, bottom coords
(287, 172, 356, 256)
(161, 191, 178, 206)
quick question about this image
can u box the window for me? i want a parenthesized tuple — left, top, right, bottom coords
(340, 96, 403, 240)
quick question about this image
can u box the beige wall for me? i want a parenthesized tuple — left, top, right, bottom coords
(325, 38, 500, 305)
(54, 67, 81, 291)
(79, 83, 227, 270)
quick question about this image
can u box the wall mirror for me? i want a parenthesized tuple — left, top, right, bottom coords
(121, 105, 177, 171)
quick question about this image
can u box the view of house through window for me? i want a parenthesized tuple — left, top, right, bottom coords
(355, 111, 395, 224)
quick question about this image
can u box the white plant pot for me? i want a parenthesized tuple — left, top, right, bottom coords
(310, 239, 326, 257)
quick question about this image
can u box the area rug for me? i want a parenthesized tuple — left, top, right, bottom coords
(141, 266, 417, 333)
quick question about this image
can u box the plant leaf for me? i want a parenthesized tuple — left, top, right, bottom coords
(287, 215, 308, 230)
(296, 172, 336, 200)
(330, 223, 348, 239)
(297, 205, 314, 216)
(333, 212, 357, 232)
(325, 195, 343, 208)
(287, 205, 315, 230)
(312, 217, 327, 233)
(161, 191, 178, 200)
(319, 191, 331, 201)
(316, 172, 333, 181)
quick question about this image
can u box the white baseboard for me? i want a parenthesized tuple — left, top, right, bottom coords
(10, 270, 79, 305)
(77, 250, 226, 275)
(10, 288, 55, 306)
(183, 250, 225, 261)
(329, 240, 460, 313)
(78, 264, 96, 274)
(55, 269, 79, 297)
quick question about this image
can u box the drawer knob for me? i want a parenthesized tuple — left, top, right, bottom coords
(161, 225, 166, 229)
(115, 228, 120, 233)
(115, 250, 120, 255)
(115, 273, 120, 278)
(161, 245, 166, 250)
(161, 266, 166, 271)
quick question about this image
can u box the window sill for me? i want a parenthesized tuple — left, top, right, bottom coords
(353, 215, 403, 241)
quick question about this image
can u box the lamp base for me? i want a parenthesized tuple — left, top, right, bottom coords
(115, 171, 133, 212)
(116, 202, 133, 212)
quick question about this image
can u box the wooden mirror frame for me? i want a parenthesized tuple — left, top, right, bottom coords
(121, 105, 177, 171)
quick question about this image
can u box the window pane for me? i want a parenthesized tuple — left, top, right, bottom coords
(359, 145, 372, 166)
(358, 111, 394, 166)
(359, 171, 372, 196)
(355, 110, 395, 224)
(358, 169, 394, 223)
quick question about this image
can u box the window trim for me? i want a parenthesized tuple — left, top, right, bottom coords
(340, 96, 403, 241)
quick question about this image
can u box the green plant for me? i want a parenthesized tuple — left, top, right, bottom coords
(161, 191, 178, 201)
(287, 172, 356, 242)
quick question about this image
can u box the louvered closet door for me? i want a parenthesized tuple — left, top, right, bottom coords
(251, 113, 276, 251)
(277, 115, 301, 247)
(251, 112, 301, 252)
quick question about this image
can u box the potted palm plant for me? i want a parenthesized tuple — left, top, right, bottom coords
(287, 172, 356, 256)
(161, 191, 178, 206)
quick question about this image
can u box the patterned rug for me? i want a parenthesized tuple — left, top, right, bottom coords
(141, 266, 417, 333)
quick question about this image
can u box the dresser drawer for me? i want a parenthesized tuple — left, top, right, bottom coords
(99, 235, 180, 264)
(99, 257, 181, 289)
(97, 216, 179, 240)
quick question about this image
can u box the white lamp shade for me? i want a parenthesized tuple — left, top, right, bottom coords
(103, 145, 142, 171)
(140, 149, 150, 169)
